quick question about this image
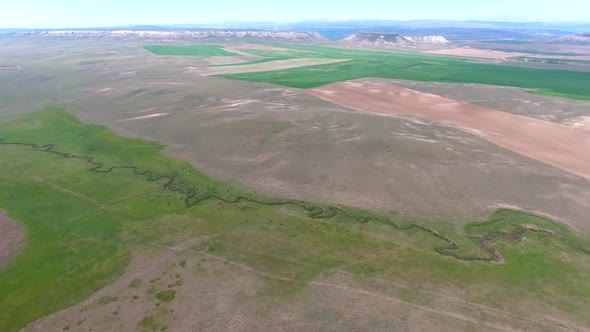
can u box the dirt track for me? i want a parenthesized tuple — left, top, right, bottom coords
(0, 210, 24, 268)
(308, 80, 590, 181)
(202, 58, 350, 75)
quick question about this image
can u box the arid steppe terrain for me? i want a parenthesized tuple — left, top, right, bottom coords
(1, 36, 590, 331)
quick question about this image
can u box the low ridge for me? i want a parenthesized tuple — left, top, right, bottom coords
(556, 33, 590, 44)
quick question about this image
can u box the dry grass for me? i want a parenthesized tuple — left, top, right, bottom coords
(1, 38, 588, 232)
(308, 79, 590, 181)
(23, 241, 581, 332)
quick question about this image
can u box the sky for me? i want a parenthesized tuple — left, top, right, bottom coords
(1, 0, 589, 28)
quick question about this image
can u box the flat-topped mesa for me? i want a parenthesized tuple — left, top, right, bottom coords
(13, 29, 327, 42)
(402, 35, 451, 45)
(341, 32, 451, 48)
(556, 33, 590, 44)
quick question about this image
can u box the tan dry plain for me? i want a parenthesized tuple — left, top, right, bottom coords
(24, 240, 580, 331)
(3, 39, 590, 231)
(308, 80, 590, 181)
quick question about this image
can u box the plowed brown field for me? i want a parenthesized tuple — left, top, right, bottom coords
(308, 80, 590, 181)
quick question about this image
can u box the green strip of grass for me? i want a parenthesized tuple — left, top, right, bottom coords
(1, 108, 589, 330)
(144, 45, 238, 56)
(219, 44, 590, 100)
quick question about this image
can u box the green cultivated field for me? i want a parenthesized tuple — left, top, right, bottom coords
(1, 108, 590, 330)
(217, 44, 590, 100)
(144, 45, 238, 56)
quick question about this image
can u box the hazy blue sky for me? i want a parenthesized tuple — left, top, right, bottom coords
(1, 0, 588, 28)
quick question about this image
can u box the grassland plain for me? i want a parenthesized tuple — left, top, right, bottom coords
(6, 37, 588, 234)
(210, 48, 320, 67)
(217, 44, 590, 100)
(1, 108, 590, 331)
(144, 45, 239, 56)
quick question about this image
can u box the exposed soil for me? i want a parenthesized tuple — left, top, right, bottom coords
(308, 80, 590, 181)
(0, 210, 25, 268)
(4, 38, 590, 233)
(200, 58, 350, 75)
(566, 116, 590, 130)
(389, 80, 590, 125)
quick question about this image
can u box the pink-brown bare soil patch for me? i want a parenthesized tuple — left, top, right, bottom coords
(308, 80, 590, 181)
(0, 210, 25, 268)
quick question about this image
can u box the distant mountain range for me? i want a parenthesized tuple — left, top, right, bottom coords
(160, 20, 590, 32)
(556, 33, 590, 44)
(12, 30, 326, 42)
(3, 19, 590, 46)
(3, 20, 590, 40)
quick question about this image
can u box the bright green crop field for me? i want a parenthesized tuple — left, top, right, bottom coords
(218, 44, 590, 100)
(144, 44, 239, 56)
(1, 108, 590, 331)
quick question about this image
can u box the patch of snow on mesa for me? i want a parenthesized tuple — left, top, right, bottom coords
(115, 113, 169, 122)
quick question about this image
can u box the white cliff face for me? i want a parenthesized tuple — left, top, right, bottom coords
(14, 30, 326, 42)
(341, 33, 451, 48)
(557, 33, 590, 44)
(402, 35, 451, 45)
(342, 33, 414, 47)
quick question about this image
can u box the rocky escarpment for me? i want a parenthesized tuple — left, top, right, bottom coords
(555, 33, 590, 44)
(341, 33, 451, 48)
(402, 35, 451, 45)
(14, 29, 326, 42)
